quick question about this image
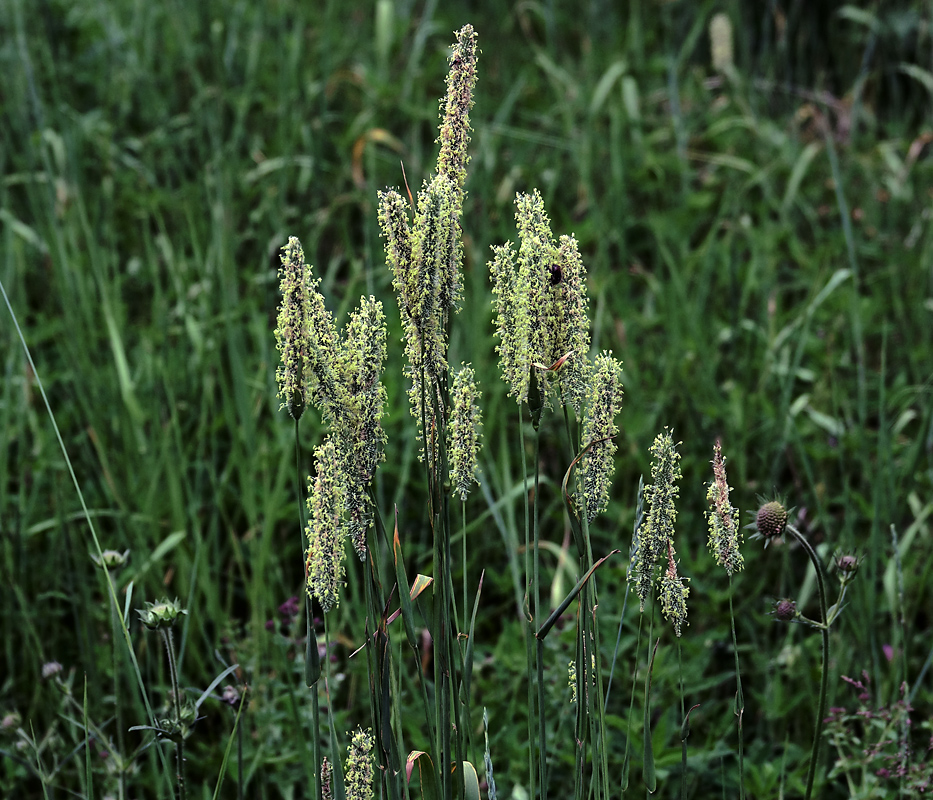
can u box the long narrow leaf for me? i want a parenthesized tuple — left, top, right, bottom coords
(536, 550, 621, 640)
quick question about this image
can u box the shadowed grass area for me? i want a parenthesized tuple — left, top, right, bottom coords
(2, 1, 932, 798)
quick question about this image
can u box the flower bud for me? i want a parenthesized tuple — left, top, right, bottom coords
(836, 554, 859, 576)
(773, 598, 797, 621)
(137, 598, 186, 631)
(92, 549, 130, 571)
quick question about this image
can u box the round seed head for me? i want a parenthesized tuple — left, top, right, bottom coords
(755, 501, 787, 539)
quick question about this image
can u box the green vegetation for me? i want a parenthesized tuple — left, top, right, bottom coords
(2, 2, 932, 798)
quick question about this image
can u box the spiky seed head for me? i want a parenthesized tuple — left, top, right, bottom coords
(755, 501, 788, 539)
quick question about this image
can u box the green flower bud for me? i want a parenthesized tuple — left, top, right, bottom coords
(92, 549, 130, 571)
(138, 598, 186, 631)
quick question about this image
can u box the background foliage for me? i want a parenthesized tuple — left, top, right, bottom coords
(2, 0, 932, 797)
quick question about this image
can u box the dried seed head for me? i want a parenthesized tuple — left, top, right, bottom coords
(706, 440, 743, 575)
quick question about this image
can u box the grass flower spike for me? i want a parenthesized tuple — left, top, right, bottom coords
(339, 295, 388, 558)
(305, 438, 348, 612)
(345, 727, 374, 800)
(490, 191, 591, 412)
(577, 352, 624, 521)
(377, 26, 478, 461)
(274, 236, 343, 426)
(659, 542, 689, 637)
(449, 364, 483, 501)
(706, 439, 743, 576)
(630, 428, 682, 610)
(437, 24, 478, 200)
(274, 236, 312, 420)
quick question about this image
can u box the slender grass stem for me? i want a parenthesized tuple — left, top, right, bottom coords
(785, 524, 829, 800)
(728, 582, 745, 800)
(678, 641, 686, 800)
(532, 426, 547, 799)
(518, 413, 535, 800)
(294, 419, 322, 800)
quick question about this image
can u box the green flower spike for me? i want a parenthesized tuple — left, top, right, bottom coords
(339, 296, 388, 559)
(577, 352, 624, 521)
(435, 23, 478, 310)
(629, 428, 682, 611)
(706, 439, 744, 576)
(437, 24, 478, 199)
(449, 364, 483, 501)
(305, 438, 348, 613)
(345, 727, 375, 800)
(274, 236, 312, 420)
(274, 237, 343, 426)
(377, 26, 478, 463)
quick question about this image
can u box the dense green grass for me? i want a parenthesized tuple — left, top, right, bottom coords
(2, 1, 932, 798)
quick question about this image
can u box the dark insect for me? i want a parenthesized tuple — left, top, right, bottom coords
(548, 263, 562, 285)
